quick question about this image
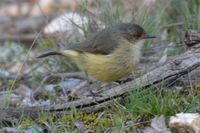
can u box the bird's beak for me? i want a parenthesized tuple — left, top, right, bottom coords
(141, 34, 157, 39)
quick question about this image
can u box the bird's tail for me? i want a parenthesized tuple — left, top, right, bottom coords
(37, 50, 80, 58)
(37, 51, 62, 58)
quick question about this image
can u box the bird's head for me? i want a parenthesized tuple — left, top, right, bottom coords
(117, 23, 156, 43)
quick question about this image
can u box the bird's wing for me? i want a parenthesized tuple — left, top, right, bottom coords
(69, 27, 120, 55)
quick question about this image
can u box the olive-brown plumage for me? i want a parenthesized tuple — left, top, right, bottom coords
(69, 23, 146, 54)
(37, 23, 155, 81)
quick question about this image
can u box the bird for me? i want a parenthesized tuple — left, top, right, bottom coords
(37, 23, 156, 82)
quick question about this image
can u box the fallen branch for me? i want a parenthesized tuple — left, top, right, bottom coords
(1, 42, 200, 121)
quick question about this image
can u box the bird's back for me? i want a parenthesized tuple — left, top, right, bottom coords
(69, 23, 142, 55)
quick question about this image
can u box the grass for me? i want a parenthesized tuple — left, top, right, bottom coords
(126, 87, 190, 116)
(160, 0, 200, 42)
(10, 85, 199, 132)
(1, 0, 200, 132)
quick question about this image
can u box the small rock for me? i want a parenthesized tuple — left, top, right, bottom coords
(143, 116, 172, 133)
(59, 78, 81, 91)
(43, 12, 88, 36)
(169, 113, 200, 133)
(151, 116, 170, 132)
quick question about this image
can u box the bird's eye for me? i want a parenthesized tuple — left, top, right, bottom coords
(134, 33, 142, 39)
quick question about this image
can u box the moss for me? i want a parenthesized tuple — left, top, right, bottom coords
(38, 40, 56, 50)
(21, 118, 35, 129)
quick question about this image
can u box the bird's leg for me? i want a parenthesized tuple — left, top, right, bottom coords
(82, 72, 102, 98)
(67, 71, 91, 98)
(115, 77, 133, 84)
(88, 89, 102, 97)
(86, 83, 102, 103)
(67, 80, 89, 99)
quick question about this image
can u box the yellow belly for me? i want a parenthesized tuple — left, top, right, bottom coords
(78, 53, 135, 81)
(73, 48, 140, 81)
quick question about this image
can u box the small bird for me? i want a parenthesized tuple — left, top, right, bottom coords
(37, 23, 155, 82)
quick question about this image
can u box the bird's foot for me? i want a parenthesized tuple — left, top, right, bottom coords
(87, 90, 102, 97)
(86, 90, 102, 102)
(116, 77, 133, 84)
(67, 80, 89, 100)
